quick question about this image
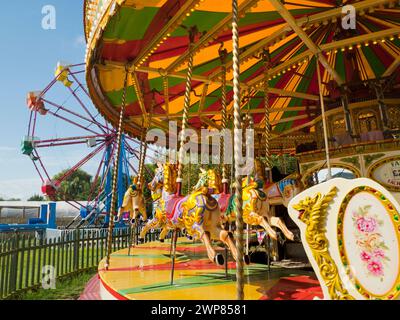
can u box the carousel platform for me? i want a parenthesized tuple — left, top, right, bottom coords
(96, 238, 323, 300)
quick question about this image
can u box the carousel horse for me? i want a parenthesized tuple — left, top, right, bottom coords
(210, 167, 295, 241)
(138, 162, 172, 242)
(115, 178, 148, 224)
(254, 159, 304, 208)
(140, 164, 248, 266)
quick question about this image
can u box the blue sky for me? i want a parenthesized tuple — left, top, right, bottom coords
(0, 1, 93, 200)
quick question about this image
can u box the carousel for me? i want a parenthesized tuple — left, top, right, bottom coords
(82, 0, 400, 300)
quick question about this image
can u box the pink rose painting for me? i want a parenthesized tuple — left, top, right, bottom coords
(352, 206, 389, 279)
(356, 217, 377, 233)
(373, 249, 385, 259)
(360, 251, 371, 262)
(367, 260, 384, 277)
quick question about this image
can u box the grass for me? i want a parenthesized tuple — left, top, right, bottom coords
(12, 270, 97, 300)
(1, 244, 105, 292)
(0, 234, 129, 299)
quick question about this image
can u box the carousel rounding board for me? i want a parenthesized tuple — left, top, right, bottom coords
(288, 178, 400, 300)
(368, 156, 400, 192)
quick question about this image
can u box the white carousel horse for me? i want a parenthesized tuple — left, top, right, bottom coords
(289, 177, 400, 300)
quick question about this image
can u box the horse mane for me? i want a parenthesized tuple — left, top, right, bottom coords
(207, 169, 222, 194)
(163, 163, 177, 194)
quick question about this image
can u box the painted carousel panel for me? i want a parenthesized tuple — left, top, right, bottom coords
(288, 177, 400, 300)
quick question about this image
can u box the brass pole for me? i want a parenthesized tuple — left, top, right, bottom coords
(263, 50, 272, 183)
(177, 27, 197, 195)
(219, 45, 229, 194)
(232, 0, 245, 301)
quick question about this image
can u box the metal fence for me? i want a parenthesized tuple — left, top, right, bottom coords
(0, 226, 164, 300)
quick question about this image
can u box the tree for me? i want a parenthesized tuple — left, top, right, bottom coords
(53, 169, 93, 201)
(27, 194, 45, 201)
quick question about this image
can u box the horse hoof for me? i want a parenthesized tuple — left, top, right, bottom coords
(159, 239, 165, 243)
(138, 238, 145, 243)
(244, 255, 251, 265)
(215, 253, 225, 266)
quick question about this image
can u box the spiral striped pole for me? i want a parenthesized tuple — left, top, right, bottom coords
(137, 119, 146, 184)
(138, 97, 154, 188)
(177, 32, 195, 196)
(219, 46, 229, 194)
(105, 69, 129, 269)
(232, 0, 244, 300)
(263, 50, 271, 182)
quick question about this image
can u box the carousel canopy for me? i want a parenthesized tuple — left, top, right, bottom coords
(84, 0, 400, 151)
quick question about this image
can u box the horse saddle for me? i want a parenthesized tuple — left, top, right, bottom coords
(252, 188, 267, 201)
(266, 184, 281, 199)
(165, 195, 186, 221)
(188, 189, 218, 211)
(213, 193, 231, 214)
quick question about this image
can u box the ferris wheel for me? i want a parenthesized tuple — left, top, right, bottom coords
(22, 63, 155, 229)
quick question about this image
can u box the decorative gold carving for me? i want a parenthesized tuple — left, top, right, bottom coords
(292, 187, 355, 300)
(163, 163, 177, 194)
(207, 169, 222, 194)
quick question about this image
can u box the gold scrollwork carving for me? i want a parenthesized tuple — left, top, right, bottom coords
(292, 187, 355, 300)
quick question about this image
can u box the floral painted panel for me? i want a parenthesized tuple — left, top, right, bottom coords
(338, 187, 400, 299)
(353, 206, 390, 278)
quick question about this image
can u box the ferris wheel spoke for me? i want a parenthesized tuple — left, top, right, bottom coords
(69, 72, 91, 100)
(39, 77, 59, 99)
(46, 109, 100, 135)
(42, 98, 108, 134)
(32, 149, 52, 182)
(66, 85, 107, 134)
(31, 156, 45, 183)
(31, 109, 39, 137)
(33, 134, 110, 148)
(27, 110, 34, 136)
(55, 142, 107, 184)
